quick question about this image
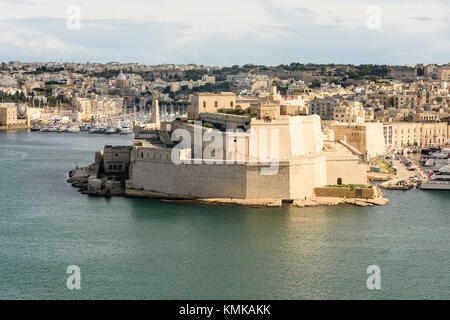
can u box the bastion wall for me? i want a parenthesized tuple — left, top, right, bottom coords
(126, 146, 333, 200)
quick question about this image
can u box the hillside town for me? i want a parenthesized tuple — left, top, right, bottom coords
(1, 62, 449, 150)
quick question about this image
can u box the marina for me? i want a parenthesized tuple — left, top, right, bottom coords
(28, 107, 188, 135)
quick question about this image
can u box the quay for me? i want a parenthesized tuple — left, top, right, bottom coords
(379, 156, 428, 190)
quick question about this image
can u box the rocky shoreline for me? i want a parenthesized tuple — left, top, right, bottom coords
(68, 165, 389, 208)
(293, 194, 389, 207)
(67, 163, 125, 197)
(67, 164, 96, 192)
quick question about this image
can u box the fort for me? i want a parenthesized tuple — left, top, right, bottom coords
(68, 90, 388, 207)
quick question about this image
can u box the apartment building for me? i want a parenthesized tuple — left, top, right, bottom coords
(387, 122, 449, 147)
(309, 97, 342, 120)
(333, 101, 365, 123)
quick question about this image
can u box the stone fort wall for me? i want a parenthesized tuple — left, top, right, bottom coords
(127, 146, 332, 200)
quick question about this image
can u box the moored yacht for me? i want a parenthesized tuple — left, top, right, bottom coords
(104, 126, 119, 134)
(67, 125, 81, 133)
(421, 166, 450, 190)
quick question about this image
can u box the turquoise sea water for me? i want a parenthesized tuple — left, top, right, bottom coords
(0, 130, 449, 299)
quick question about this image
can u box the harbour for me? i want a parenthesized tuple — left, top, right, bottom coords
(0, 130, 448, 299)
(1, 0, 450, 306)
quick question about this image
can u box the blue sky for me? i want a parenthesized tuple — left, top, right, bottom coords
(0, 0, 449, 65)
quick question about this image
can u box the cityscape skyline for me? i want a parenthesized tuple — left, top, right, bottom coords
(1, 60, 450, 67)
(1, 0, 449, 305)
(0, 0, 449, 65)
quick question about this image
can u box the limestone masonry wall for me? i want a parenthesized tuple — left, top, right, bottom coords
(315, 187, 375, 199)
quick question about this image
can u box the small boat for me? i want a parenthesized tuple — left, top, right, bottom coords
(104, 126, 119, 134)
(67, 125, 81, 133)
(30, 126, 40, 132)
(120, 127, 134, 134)
(40, 126, 49, 132)
(48, 126, 58, 132)
(96, 127, 106, 134)
(88, 126, 98, 134)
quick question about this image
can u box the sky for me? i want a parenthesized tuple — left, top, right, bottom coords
(0, 0, 449, 66)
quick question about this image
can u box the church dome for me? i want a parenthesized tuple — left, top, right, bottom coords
(117, 72, 127, 81)
(17, 104, 27, 119)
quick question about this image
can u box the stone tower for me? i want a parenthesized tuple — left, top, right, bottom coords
(151, 99, 160, 126)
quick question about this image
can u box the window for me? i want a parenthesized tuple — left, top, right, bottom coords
(203, 101, 206, 108)
(337, 178, 342, 185)
(230, 101, 233, 107)
(215, 101, 218, 108)
(115, 153, 119, 157)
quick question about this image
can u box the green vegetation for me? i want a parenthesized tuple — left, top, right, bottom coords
(0, 89, 70, 107)
(33, 87, 53, 95)
(45, 81, 60, 85)
(90, 69, 122, 79)
(218, 106, 257, 118)
(309, 80, 322, 88)
(211, 63, 389, 83)
(202, 122, 214, 128)
(417, 67, 424, 77)
(337, 64, 389, 81)
(276, 63, 308, 71)
(24, 66, 64, 75)
(218, 106, 245, 115)
(184, 70, 207, 81)
(32, 87, 72, 106)
(0, 91, 27, 103)
(47, 96, 72, 107)
(192, 82, 230, 93)
(370, 159, 394, 174)
(325, 184, 370, 191)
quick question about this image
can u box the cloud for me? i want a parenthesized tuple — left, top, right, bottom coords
(0, 0, 448, 64)
(0, 20, 89, 61)
(410, 16, 435, 21)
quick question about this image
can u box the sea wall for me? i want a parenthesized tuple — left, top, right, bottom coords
(126, 146, 329, 200)
(287, 156, 327, 199)
(314, 187, 375, 199)
(325, 155, 368, 186)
